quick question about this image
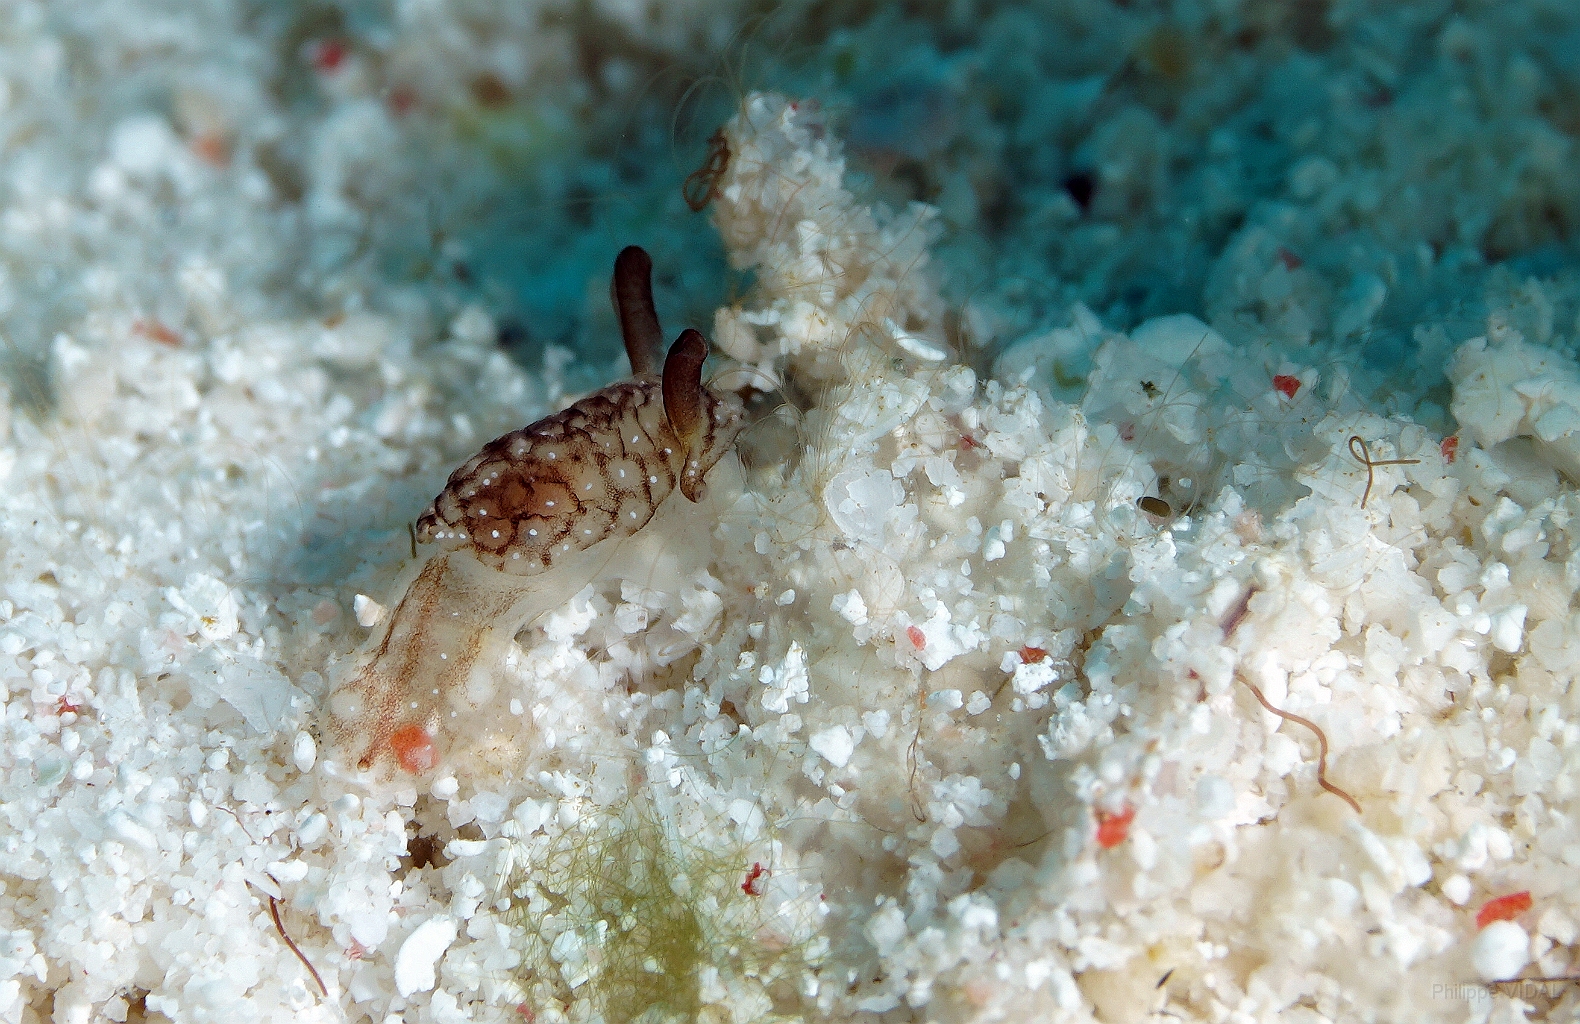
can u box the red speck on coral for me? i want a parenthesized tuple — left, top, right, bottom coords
(515, 1004, 535, 1021)
(1476, 891, 1532, 929)
(907, 625, 927, 649)
(313, 39, 348, 73)
(1095, 805, 1135, 848)
(1019, 645, 1048, 664)
(958, 433, 980, 450)
(742, 862, 768, 896)
(1119, 422, 1135, 442)
(1441, 435, 1459, 464)
(1272, 374, 1301, 399)
(390, 725, 437, 774)
(1276, 247, 1303, 270)
(55, 696, 82, 716)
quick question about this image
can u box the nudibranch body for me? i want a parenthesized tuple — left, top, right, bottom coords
(327, 247, 745, 775)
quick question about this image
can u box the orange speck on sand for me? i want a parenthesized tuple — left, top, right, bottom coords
(1272, 374, 1301, 399)
(133, 319, 182, 347)
(1095, 805, 1135, 848)
(192, 132, 228, 167)
(1019, 645, 1048, 663)
(390, 725, 437, 774)
(387, 85, 417, 116)
(1441, 435, 1459, 464)
(1476, 891, 1532, 929)
(312, 38, 347, 73)
(907, 625, 926, 649)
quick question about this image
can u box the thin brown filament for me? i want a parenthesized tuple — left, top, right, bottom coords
(1220, 585, 1258, 640)
(1490, 974, 1580, 990)
(1348, 435, 1420, 509)
(269, 895, 329, 998)
(1238, 675, 1361, 814)
(682, 128, 730, 212)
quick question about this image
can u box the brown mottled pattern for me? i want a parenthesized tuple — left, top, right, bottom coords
(416, 374, 744, 574)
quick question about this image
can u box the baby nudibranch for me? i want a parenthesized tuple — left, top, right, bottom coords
(328, 247, 745, 775)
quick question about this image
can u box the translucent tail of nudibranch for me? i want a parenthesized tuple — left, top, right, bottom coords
(326, 247, 745, 776)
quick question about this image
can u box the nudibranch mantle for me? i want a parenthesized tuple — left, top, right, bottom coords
(415, 355, 742, 576)
(327, 247, 745, 775)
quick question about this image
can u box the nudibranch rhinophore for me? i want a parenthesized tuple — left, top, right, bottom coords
(326, 246, 745, 775)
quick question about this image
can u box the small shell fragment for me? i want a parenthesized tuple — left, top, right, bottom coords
(292, 731, 317, 773)
(353, 594, 385, 627)
(885, 317, 949, 362)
